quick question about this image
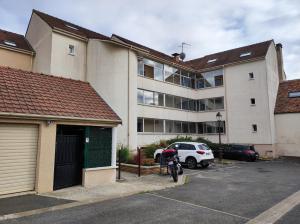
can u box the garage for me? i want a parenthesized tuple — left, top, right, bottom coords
(0, 123, 38, 195)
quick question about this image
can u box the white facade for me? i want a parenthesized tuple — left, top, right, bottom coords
(26, 11, 284, 157)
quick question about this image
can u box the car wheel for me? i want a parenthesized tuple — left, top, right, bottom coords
(155, 154, 161, 163)
(186, 157, 197, 169)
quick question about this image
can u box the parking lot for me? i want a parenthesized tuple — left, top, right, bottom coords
(1, 159, 300, 224)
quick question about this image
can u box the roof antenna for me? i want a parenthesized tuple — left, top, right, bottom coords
(178, 42, 191, 61)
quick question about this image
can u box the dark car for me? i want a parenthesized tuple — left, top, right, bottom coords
(215, 144, 259, 161)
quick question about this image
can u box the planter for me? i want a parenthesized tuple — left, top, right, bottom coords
(118, 163, 161, 175)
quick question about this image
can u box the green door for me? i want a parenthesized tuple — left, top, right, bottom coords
(84, 127, 112, 168)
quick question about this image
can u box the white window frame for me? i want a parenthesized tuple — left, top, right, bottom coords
(249, 72, 254, 80)
(252, 124, 257, 133)
(69, 44, 75, 56)
(250, 98, 256, 106)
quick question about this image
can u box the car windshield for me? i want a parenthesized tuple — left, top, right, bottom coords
(198, 144, 210, 150)
(232, 145, 250, 150)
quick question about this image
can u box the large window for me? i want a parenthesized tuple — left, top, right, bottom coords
(142, 118, 165, 132)
(197, 69, 223, 89)
(198, 97, 224, 111)
(138, 58, 164, 81)
(198, 121, 225, 134)
(138, 118, 225, 135)
(137, 89, 164, 106)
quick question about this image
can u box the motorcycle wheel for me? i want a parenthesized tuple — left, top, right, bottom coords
(171, 166, 178, 182)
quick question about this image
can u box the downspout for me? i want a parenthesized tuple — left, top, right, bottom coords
(127, 49, 130, 147)
(223, 65, 230, 143)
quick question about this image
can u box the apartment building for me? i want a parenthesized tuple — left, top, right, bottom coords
(0, 29, 34, 70)
(25, 10, 285, 157)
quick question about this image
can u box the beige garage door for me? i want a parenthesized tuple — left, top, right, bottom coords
(0, 123, 38, 195)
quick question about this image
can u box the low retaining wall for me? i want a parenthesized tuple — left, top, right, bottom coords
(119, 163, 161, 175)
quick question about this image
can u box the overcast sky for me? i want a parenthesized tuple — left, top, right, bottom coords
(1, 0, 300, 79)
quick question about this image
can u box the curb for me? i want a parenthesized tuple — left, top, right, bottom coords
(0, 174, 187, 221)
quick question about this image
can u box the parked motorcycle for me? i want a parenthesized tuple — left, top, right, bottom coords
(162, 149, 183, 182)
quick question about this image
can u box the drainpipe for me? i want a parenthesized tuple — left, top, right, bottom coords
(223, 65, 230, 143)
(127, 49, 130, 147)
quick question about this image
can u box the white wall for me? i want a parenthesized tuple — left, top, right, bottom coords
(26, 13, 52, 74)
(87, 40, 138, 150)
(265, 42, 280, 144)
(225, 60, 273, 145)
(275, 113, 300, 157)
(50, 33, 87, 80)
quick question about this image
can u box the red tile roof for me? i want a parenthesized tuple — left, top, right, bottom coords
(0, 29, 34, 53)
(0, 66, 121, 122)
(32, 9, 110, 40)
(185, 40, 273, 70)
(275, 79, 300, 114)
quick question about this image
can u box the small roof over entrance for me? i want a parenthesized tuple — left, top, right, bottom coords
(0, 66, 121, 123)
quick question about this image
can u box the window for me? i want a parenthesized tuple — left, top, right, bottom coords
(240, 52, 252, 57)
(252, 124, 257, 132)
(207, 58, 217, 63)
(179, 143, 196, 150)
(249, 72, 254, 79)
(182, 122, 189, 133)
(189, 122, 196, 133)
(198, 121, 225, 134)
(137, 89, 144, 104)
(215, 97, 224, 110)
(3, 40, 16, 47)
(174, 121, 182, 133)
(174, 96, 182, 109)
(154, 92, 164, 106)
(182, 98, 189, 110)
(165, 120, 174, 133)
(137, 118, 143, 132)
(197, 69, 223, 89)
(144, 119, 155, 132)
(138, 60, 144, 76)
(251, 98, 256, 105)
(189, 100, 197, 111)
(154, 119, 164, 132)
(165, 94, 174, 108)
(198, 97, 224, 111)
(144, 64, 154, 79)
(69, 44, 75, 55)
(144, 90, 154, 105)
(140, 59, 164, 80)
(288, 92, 300, 98)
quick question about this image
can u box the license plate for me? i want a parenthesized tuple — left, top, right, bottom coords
(168, 161, 174, 165)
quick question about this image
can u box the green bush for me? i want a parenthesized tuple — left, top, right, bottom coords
(117, 145, 130, 163)
(143, 143, 160, 158)
(166, 136, 194, 145)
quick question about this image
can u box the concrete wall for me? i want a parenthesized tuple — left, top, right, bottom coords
(50, 33, 87, 80)
(26, 13, 52, 74)
(225, 60, 273, 145)
(87, 40, 138, 150)
(275, 113, 300, 157)
(265, 42, 280, 145)
(0, 48, 33, 71)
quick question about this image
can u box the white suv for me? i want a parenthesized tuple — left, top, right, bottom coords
(154, 142, 214, 169)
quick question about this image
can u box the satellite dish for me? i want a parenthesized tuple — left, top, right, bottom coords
(179, 52, 186, 60)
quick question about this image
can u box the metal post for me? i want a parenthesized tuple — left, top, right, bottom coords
(218, 120, 223, 162)
(138, 147, 141, 177)
(118, 149, 121, 180)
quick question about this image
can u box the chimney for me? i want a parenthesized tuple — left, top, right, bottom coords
(276, 43, 286, 80)
(172, 53, 180, 62)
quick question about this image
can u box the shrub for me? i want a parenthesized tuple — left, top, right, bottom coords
(166, 136, 194, 145)
(143, 143, 160, 159)
(117, 145, 130, 163)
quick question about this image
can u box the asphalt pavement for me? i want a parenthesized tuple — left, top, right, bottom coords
(1, 159, 299, 224)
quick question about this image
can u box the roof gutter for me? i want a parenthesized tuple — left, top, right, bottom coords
(0, 112, 122, 125)
(53, 27, 88, 42)
(0, 44, 35, 56)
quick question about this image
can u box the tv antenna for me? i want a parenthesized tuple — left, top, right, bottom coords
(178, 42, 191, 60)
